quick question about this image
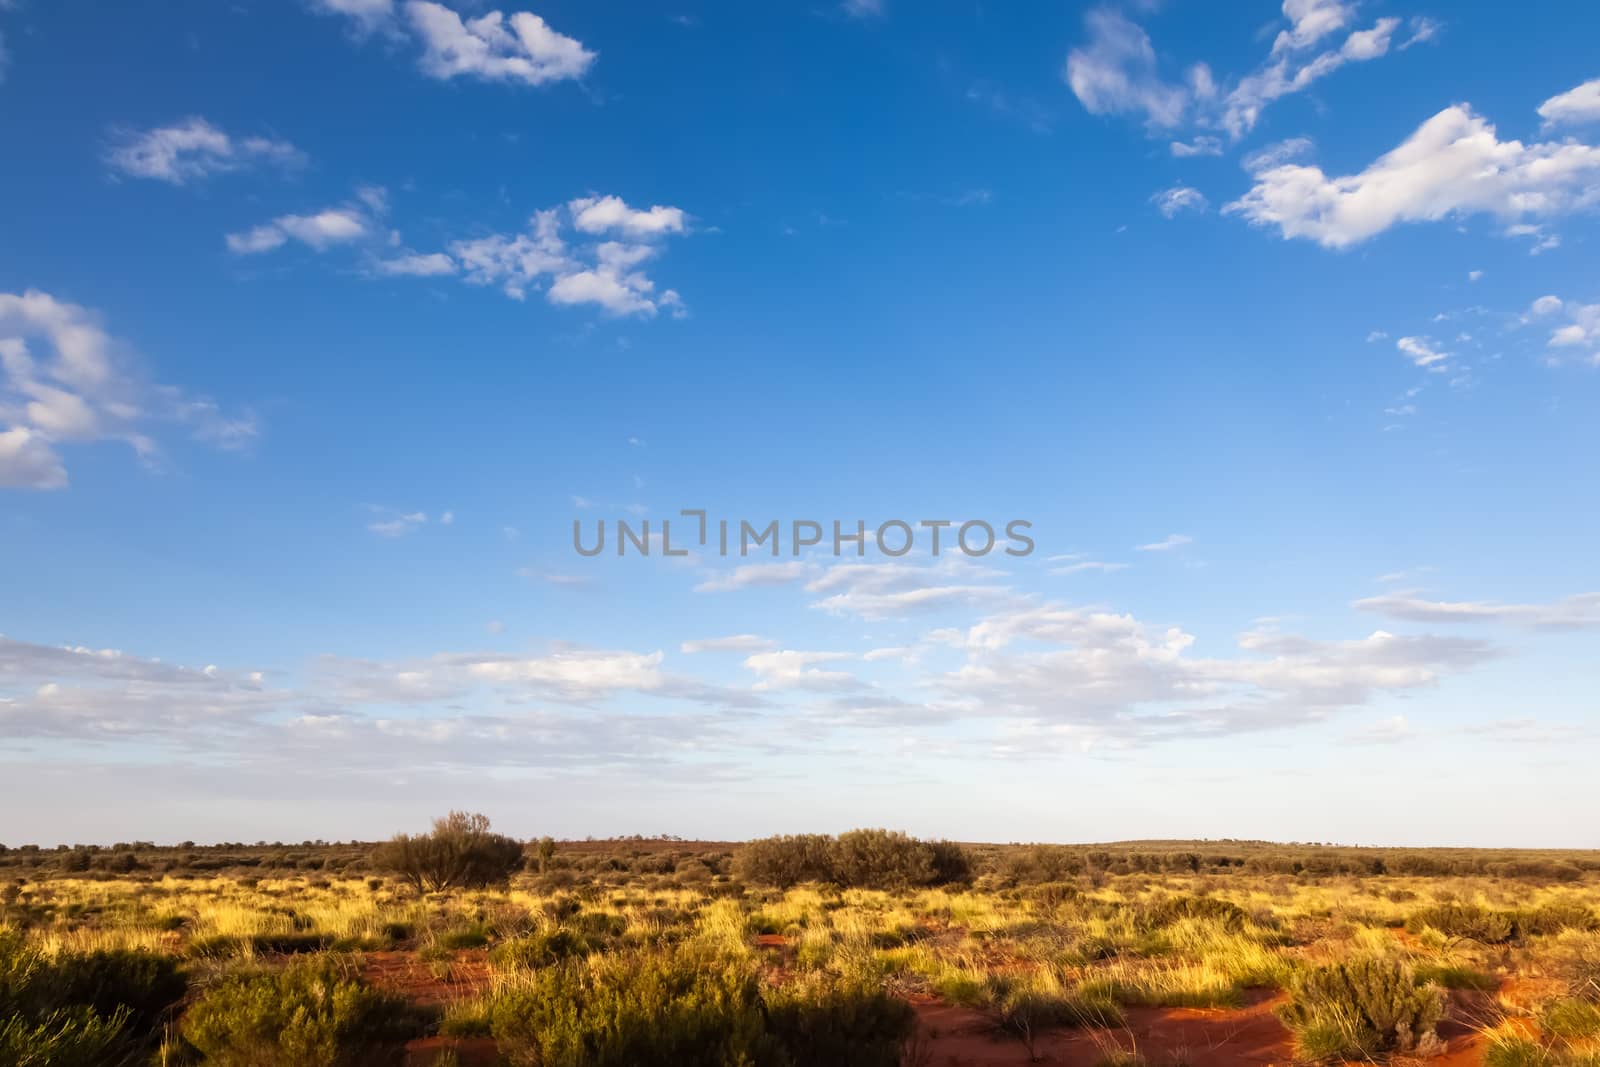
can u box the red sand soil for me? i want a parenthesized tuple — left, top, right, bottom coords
(363, 945, 1513, 1067)
(362, 948, 492, 1008)
(908, 991, 1295, 1067)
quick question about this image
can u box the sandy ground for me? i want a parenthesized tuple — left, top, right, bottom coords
(358, 947, 1504, 1067)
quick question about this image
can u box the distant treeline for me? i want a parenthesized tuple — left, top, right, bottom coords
(1, 834, 1594, 885)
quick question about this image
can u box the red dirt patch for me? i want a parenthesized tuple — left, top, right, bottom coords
(361, 949, 491, 1008)
(403, 1036, 499, 1066)
(909, 994, 1294, 1066)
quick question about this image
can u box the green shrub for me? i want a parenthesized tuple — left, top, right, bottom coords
(489, 927, 592, 970)
(0, 933, 185, 1062)
(732, 835, 836, 889)
(1136, 895, 1249, 931)
(1540, 999, 1600, 1041)
(181, 955, 416, 1065)
(1277, 957, 1443, 1060)
(437, 924, 490, 950)
(490, 947, 768, 1067)
(1405, 903, 1517, 943)
(0, 1006, 133, 1067)
(1413, 961, 1495, 990)
(764, 972, 916, 1067)
(733, 830, 974, 891)
(1518, 902, 1598, 937)
(370, 812, 524, 893)
(490, 946, 918, 1067)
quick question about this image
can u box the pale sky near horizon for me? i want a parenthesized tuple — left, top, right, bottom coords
(2, 0, 1598, 847)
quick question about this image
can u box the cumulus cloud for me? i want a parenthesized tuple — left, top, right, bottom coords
(226, 190, 382, 255)
(0, 291, 254, 489)
(1354, 590, 1600, 630)
(416, 197, 690, 316)
(569, 196, 688, 238)
(405, 1, 594, 86)
(1152, 185, 1208, 218)
(1526, 295, 1600, 361)
(929, 606, 1492, 744)
(1224, 103, 1600, 248)
(1539, 77, 1600, 129)
(105, 118, 303, 185)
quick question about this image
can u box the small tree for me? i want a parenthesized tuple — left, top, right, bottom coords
(371, 812, 523, 893)
(534, 836, 557, 873)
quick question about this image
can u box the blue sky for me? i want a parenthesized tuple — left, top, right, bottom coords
(2, 0, 1598, 846)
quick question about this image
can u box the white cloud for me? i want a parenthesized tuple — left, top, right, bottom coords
(309, 0, 396, 32)
(1065, 3, 1416, 141)
(1531, 295, 1564, 316)
(1136, 533, 1192, 552)
(932, 607, 1491, 743)
(1225, 103, 1600, 248)
(694, 562, 813, 593)
(418, 198, 691, 317)
(375, 252, 458, 277)
(368, 510, 428, 537)
(105, 118, 303, 185)
(1272, 0, 1353, 54)
(0, 291, 254, 489)
(227, 202, 373, 255)
(1221, 17, 1400, 139)
(1468, 270, 1483, 282)
(1051, 560, 1129, 575)
(1354, 589, 1600, 630)
(1396, 336, 1449, 368)
(1064, 9, 1192, 129)
(1539, 77, 1600, 129)
(568, 195, 688, 238)
(1152, 185, 1208, 218)
(0, 426, 66, 489)
(743, 650, 859, 692)
(405, 1, 594, 86)
(681, 635, 777, 654)
(1170, 136, 1222, 157)
(803, 560, 1016, 621)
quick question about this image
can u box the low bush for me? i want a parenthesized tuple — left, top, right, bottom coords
(371, 812, 524, 893)
(490, 946, 918, 1067)
(1540, 999, 1600, 1041)
(1136, 895, 1249, 931)
(180, 955, 416, 1065)
(1276, 957, 1443, 1060)
(1413, 961, 1496, 990)
(1406, 903, 1517, 943)
(0, 933, 186, 1063)
(490, 947, 768, 1066)
(733, 830, 973, 891)
(764, 971, 917, 1067)
(0, 1006, 133, 1067)
(488, 927, 593, 970)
